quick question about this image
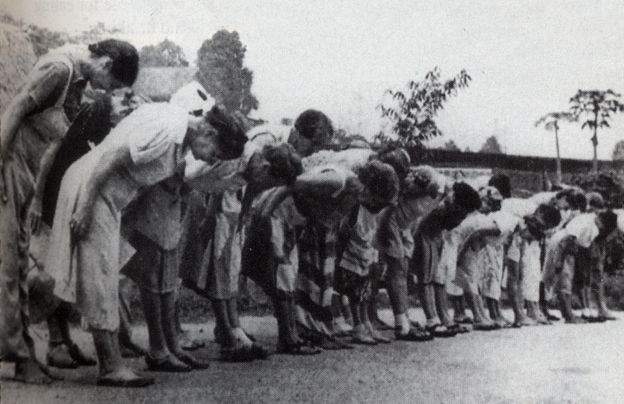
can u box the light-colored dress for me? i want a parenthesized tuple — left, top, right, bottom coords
(46, 103, 188, 331)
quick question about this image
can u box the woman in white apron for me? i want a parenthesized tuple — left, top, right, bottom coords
(0, 39, 138, 384)
(45, 103, 247, 387)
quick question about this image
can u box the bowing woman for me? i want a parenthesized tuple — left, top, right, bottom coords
(45, 104, 247, 387)
(0, 39, 139, 384)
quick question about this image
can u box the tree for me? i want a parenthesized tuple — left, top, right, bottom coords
(69, 22, 121, 44)
(479, 136, 503, 154)
(139, 39, 189, 67)
(25, 25, 69, 56)
(196, 30, 258, 115)
(535, 111, 577, 183)
(442, 139, 460, 151)
(1, 16, 122, 57)
(612, 140, 624, 161)
(378, 67, 471, 154)
(569, 90, 624, 173)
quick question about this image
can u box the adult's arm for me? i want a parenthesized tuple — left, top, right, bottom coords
(30, 138, 63, 233)
(71, 144, 132, 238)
(0, 92, 38, 202)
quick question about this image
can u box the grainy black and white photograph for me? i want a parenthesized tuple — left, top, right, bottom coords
(0, 1, 624, 403)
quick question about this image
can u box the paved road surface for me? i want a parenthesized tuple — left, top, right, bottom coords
(2, 310, 623, 404)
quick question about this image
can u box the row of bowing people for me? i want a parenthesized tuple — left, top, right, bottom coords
(1, 42, 620, 387)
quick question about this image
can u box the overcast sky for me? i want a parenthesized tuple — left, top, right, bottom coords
(2, 0, 624, 159)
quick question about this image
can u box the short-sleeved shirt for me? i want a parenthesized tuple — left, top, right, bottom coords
(93, 103, 189, 210)
(24, 58, 86, 121)
(565, 213, 599, 248)
(501, 197, 537, 219)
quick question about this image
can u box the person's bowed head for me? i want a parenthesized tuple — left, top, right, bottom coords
(243, 143, 303, 191)
(185, 105, 248, 164)
(434, 181, 482, 231)
(288, 109, 334, 157)
(520, 204, 562, 241)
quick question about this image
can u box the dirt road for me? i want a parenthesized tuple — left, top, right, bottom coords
(2, 310, 623, 404)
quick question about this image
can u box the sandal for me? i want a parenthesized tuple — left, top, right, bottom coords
(473, 322, 498, 331)
(351, 334, 378, 346)
(447, 323, 470, 334)
(584, 316, 607, 323)
(276, 341, 322, 355)
(425, 324, 457, 338)
(395, 327, 434, 342)
(454, 316, 474, 324)
(319, 336, 349, 350)
(175, 351, 210, 369)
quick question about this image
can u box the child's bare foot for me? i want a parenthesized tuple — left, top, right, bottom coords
(14, 359, 53, 385)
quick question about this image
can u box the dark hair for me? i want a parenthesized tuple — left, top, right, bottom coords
(453, 182, 481, 212)
(571, 191, 588, 212)
(534, 204, 561, 230)
(598, 210, 618, 238)
(358, 160, 399, 203)
(205, 105, 247, 159)
(263, 143, 303, 185)
(488, 173, 511, 199)
(587, 192, 606, 210)
(293, 109, 334, 142)
(555, 188, 575, 203)
(88, 39, 139, 86)
(377, 146, 411, 182)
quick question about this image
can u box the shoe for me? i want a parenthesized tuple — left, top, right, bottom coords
(46, 345, 79, 369)
(565, 316, 587, 324)
(454, 315, 474, 324)
(410, 320, 425, 329)
(447, 323, 470, 334)
(426, 324, 458, 337)
(145, 354, 192, 372)
(518, 317, 538, 327)
(68, 343, 97, 366)
(276, 341, 322, 355)
(395, 327, 434, 342)
(351, 334, 378, 345)
(584, 316, 607, 323)
(535, 315, 552, 325)
(175, 352, 210, 369)
(321, 337, 353, 351)
(473, 322, 498, 331)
